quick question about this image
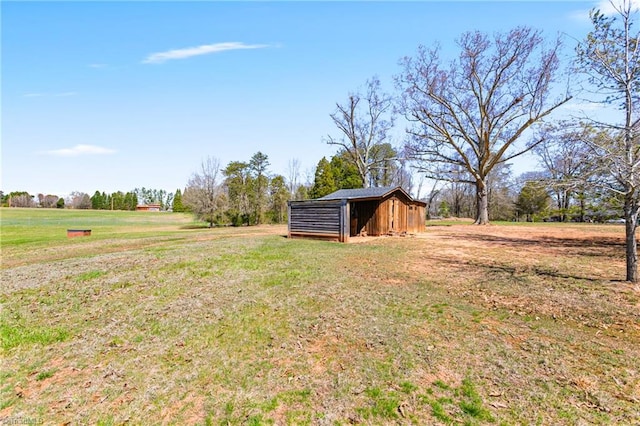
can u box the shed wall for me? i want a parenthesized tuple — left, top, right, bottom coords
(353, 193, 422, 236)
(288, 200, 348, 241)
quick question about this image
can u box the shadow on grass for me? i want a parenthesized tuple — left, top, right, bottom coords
(427, 254, 604, 283)
(425, 232, 626, 282)
(454, 233, 624, 258)
(180, 225, 210, 230)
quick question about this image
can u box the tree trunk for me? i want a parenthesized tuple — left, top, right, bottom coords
(624, 197, 638, 282)
(474, 180, 489, 225)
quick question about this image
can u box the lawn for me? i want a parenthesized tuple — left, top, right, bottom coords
(1, 208, 638, 424)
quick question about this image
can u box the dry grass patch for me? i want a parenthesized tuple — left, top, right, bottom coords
(1, 214, 639, 424)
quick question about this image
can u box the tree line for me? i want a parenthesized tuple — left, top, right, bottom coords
(2, 2, 637, 280)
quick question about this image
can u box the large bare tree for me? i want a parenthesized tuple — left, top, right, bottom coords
(184, 156, 226, 227)
(326, 77, 396, 188)
(397, 27, 571, 224)
(576, 0, 639, 281)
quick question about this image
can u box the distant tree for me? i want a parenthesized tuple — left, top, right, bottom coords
(326, 76, 396, 188)
(223, 161, 251, 226)
(287, 158, 302, 197)
(67, 192, 91, 209)
(575, 0, 640, 281)
(515, 181, 550, 221)
(309, 157, 338, 199)
(533, 122, 596, 221)
(248, 152, 271, 225)
(438, 200, 451, 218)
(294, 185, 309, 201)
(7, 191, 35, 207)
(397, 27, 571, 224)
(487, 163, 516, 221)
(91, 191, 105, 210)
(184, 157, 226, 227)
(172, 189, 185, 212)
(41, 194, 59, 208)
(164, 192, 173, 211)
(269, 175, 290, 224)
(111, 191, 125, 210)
(56, 197, 65, 209)
(133, 187, 167, 207)
(422, 178, 442, 220)
(123, 192, 138, 211)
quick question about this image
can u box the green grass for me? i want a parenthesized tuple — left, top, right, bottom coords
(1, 208, 638, 424)
(0, 321, 70, 351)
(35, 370, 56, 381)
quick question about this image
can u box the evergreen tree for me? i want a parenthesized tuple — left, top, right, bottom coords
(330, 154, 362, 189)
(515, 181, 550, 222)
(91, 191, 104, 210)
(310, 157, 337, 199)
(111, 191, 125, 210)
(172, 189, 185, 212)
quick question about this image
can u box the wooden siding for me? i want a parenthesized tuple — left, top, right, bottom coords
(288, 200, 349, 242)
(408, 203, 426, 234)
(288, 188, 425, 242)
(352, 194, 425, 236)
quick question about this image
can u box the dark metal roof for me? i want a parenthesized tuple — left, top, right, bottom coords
(318, 186, 411, 201)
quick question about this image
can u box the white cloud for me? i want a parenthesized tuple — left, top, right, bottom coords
(571, 0, 639, 21)
(561, 101, 606, 112)
(88, 63, 107, 68)
(23, 92, 77, 98)
(43, 144, 117, 157)
(142, 42, 269, 64)
(595, 0, 639, 15)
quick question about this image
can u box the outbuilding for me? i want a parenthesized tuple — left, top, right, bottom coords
(288, 186, 426, 242)
(136, 203, 161, 212)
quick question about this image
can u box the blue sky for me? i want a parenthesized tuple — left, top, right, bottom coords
(0, 1, 622, 197)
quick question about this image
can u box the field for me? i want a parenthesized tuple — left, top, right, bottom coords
(1, 208, 639, 425)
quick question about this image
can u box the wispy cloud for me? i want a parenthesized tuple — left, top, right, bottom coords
(595, 0, 639, 14)
(572, 0, 639, 20)
(88, 63, 107, 68)
(560, 101, 605, 112)
(142, 42, 270, 64)
(23, 92, 77, 98)
(42, 144, 117, 157)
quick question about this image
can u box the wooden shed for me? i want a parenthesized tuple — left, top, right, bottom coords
(288, 187, 426, 242)
(136, 203, 161, 212)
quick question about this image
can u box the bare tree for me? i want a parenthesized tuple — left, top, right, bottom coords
(184, 156, 226, 227)
(326, 76, 396, 188)
(397, 27, 571, 224)
(287, 158, 301, 197)
(576, 0, 639, 281)
(533, 122, 596, 221)
(67, 191, 91, 209)
(41, 194, 59, 208)
(8, 192, 36, 208)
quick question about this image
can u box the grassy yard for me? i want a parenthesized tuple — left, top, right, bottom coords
(1, 208, 639, 424)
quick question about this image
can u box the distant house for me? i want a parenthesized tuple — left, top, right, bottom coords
(136, 203, 161, 212)
(288, 186, 426, 242)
